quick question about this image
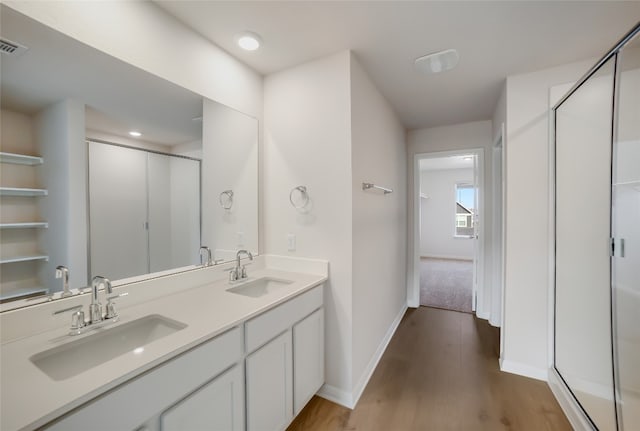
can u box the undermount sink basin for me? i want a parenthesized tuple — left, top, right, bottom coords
(30, 314, 187, 381)
(226, 277, 293, 298)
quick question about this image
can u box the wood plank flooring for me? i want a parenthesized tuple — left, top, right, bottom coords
(288, 307, 571, 431)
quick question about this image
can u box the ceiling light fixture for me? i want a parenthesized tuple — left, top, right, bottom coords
(463, 156, 473, 161)
(414, 49, 459, 74)
(237, 32, 262, 51)
(129, 131, 142, 137)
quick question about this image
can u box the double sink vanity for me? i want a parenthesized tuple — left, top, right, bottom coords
(0, 255, 328, 431)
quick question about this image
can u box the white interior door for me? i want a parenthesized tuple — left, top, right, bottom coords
(89, 143, 148, 280)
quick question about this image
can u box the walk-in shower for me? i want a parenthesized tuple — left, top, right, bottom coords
(553, 22, 640, 431)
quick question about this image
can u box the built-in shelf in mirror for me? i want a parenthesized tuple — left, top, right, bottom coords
(0, 286, 47, 302)
(0, 187, 48, 197)
(0, 152, 43, 165)
(0, 222, 48, 229)
(0, 254, 49, 264)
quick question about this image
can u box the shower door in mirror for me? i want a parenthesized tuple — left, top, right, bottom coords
(88, 141, 200, 281)
(554, 57, 617, 431)
(612, 31, 640, 431)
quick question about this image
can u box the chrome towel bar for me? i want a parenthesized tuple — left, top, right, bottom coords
(362, 182, 392, 194)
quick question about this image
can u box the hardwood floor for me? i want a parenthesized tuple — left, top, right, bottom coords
(288, 307, 571, 431)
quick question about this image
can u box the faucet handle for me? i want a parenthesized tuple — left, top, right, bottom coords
(53, 304, 86, 335)
(105, 292, 128, 320)
(241, 262, 252, 279)
(228, 267, 239, 282)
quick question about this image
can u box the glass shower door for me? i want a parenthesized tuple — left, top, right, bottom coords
(554, 57, 617, 431)
(612, 31, 640, 431)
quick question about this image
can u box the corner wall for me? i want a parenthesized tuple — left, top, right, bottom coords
(263, 51, 354, 399)
(350, 54, 407, 399)
(500, 58, 594, 380)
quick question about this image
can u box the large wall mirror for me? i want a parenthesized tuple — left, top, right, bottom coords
(0, 5, 259, 310)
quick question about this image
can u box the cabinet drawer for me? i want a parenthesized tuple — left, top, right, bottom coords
(45, 326, 243, 431)
(245, 284, 323, 353)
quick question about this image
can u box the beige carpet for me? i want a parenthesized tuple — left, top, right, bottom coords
(420, 257, 473, 313)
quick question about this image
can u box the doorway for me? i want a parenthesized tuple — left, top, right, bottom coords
(412, 149, 485, 315)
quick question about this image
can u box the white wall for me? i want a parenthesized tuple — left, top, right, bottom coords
(264, 51, 354, 399)
(407, 121, 493, 315)
(202, 99, 259, 261)
(419, 168, 474, 260)
(500, 58, 595, 380)
(36, 99, 88, 292)
(5, 1, 262, 119)
(350, 54, 407, 397)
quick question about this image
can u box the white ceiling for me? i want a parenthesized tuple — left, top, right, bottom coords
(155, 1, 640, 129)
(1, 5, 202, 147)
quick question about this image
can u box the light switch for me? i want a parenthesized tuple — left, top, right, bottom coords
(237, 231, 244, 247)
(287, 233, 296, 251)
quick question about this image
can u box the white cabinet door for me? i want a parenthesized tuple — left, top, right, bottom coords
(293, 308, 324, 415)
(246, 330, 292, 431)
(161, 364, 244, 431)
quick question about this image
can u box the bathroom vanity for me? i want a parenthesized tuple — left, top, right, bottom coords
(0, 256, 327, 431)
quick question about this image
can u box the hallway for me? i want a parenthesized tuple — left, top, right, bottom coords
(288, 307, 571, 431)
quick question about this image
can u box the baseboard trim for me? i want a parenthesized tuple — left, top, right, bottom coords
(547, 367, 594, 430)
(317, 304, 408, 410)
(352, 304, 408, 408)
(476, 310, 490, 320)
(316, 384, 354, 409)
(499, 357, 547, 381)
(420, 254, 473, 261)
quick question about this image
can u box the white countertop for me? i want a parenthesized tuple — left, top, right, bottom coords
(1, 261, 327, 431)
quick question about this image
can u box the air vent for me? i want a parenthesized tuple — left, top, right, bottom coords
(0, 38, 28, 56)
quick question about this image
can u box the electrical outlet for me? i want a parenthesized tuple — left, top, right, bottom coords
(287, 233, 296, 251)
(237, 232, 244, 247)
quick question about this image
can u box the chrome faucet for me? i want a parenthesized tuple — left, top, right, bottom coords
(199, 246, 212, 267)
(55, 265, 72, 297)
(90, 276, 112, 324)
(229, 249, 253, 281)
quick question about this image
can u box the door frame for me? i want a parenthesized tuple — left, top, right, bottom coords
(492, 124, 505, 329)
(409, 148, 486, 315)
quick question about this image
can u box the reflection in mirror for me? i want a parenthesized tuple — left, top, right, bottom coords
(0, 5, 258, 310)
(88, 140, 201, 281)
(202, 99, 259, 262)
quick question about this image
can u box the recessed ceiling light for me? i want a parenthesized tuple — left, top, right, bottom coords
(237, 32, 262, 51)
(129, 131, 142, 137)
(414, 49, 459, 74)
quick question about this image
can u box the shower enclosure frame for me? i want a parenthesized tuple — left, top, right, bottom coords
(552, 22, 640, 431)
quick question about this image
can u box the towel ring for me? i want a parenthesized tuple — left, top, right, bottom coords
(219, 190, 234, 210)
(289, 186, 310, 210)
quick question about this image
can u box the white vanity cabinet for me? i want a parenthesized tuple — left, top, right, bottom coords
(293, 308, 324, 416)
(244, 284, 324, 431)
(44, 326, 244, 431)
(160, 364, 244, 431)
(40, 283, 325, 431)
(246, 330, 293, 431)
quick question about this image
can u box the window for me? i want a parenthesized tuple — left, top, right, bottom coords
(455, 183, 474, 237)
